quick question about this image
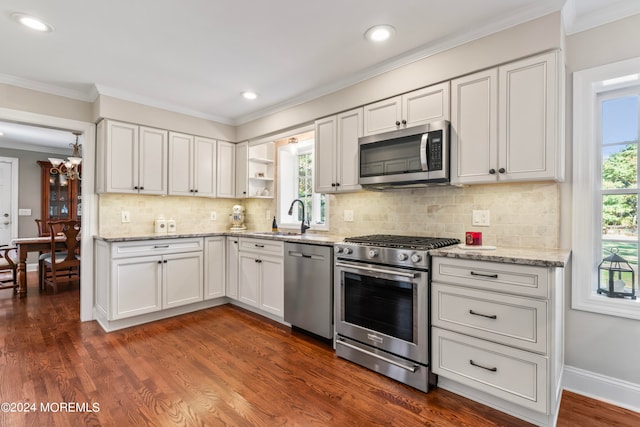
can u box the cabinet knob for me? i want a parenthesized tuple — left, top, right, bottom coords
(140, 186, 144, 190)
(489, 169, 496, 174)
(331, 183, 336, 187)
(401, 119, 407, 126)
(194, 189, 198, 193)
(336, 183, 340, 187)
(134, 186, 139, 190)
(395, 120, 401, 127)
(498, 168, 506, 174)
(163, 259, 168, 263)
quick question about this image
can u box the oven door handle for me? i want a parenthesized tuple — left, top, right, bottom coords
(336, 338, 419, 373)
(335, 261, 418, 279)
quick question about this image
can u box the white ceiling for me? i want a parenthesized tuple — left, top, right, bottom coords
(0, 0, 639, 149)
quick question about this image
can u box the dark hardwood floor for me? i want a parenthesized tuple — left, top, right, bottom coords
(1, 273, 639, 426)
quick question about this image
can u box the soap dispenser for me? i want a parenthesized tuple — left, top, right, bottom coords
(272, 216, 278, 232)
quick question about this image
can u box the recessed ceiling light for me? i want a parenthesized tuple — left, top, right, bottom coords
(11, 13, 54, 32)
(364, 25, 395, 42)
(242, 91, 258, 100)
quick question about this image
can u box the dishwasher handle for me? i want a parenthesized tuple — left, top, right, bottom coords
(288, 251, 325, 260)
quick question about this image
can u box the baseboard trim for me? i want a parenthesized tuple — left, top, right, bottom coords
(563, 365, 640, 413)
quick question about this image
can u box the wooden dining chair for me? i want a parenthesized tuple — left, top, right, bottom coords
(40, 219, 81, 293)
(0, 245, 18, 292)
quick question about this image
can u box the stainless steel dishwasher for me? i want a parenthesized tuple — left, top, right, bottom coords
(284, 242, 333, 339)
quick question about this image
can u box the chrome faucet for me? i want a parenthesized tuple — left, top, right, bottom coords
(288, 199, 310, 234)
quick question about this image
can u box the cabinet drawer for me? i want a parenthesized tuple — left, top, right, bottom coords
(432, 328, 548, 414)
(239, 238, 284, 256)
(432, 257, 549, 298)
(111, 238, 203, 258)
(432, 283, 547, 353)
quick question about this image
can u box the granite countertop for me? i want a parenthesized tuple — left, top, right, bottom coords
(94, 230, 344, 246)
(429, 245, 572, 268)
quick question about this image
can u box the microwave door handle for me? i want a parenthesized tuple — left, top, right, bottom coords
(420, 133, 429, 172)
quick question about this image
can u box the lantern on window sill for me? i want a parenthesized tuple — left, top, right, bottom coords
(597, 248, 636, 300)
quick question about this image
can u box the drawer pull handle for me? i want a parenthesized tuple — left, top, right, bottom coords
(470, 271, 498, 279)
(469, 310, 497, 319)
(470, 360, 497, 372)
(154, 245, 170, 249)
(255, 244, 265, 248)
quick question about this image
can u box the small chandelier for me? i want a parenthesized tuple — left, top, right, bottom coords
(49, 132, 82, 180)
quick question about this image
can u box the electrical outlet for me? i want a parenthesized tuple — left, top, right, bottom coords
(121, 211, 131, 223)
(344, 210, 354, 222)
(472, 210, 490, 227)
(210, 211, 217, 221)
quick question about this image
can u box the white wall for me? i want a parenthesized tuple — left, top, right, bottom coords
(564, 13, 640, 385)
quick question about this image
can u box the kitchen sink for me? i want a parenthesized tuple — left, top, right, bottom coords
(251, 231, 302, 236)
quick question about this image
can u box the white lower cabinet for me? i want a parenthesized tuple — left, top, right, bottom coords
(237, 237, 284, 318)
(226, 236, 240, 299)
(204, 236, 226, 300)
(94, 238, 206, 328)
(431, 256, 564, 427)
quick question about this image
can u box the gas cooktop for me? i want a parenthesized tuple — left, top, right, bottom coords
(343, 234, 460, 250)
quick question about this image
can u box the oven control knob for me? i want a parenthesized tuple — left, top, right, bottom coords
(336, 247, 343, 254)
(410, 254, 422, 263)
(397, 253, 409, 261)
(343, 247, 353, 255)
(368, 249, 378, 258)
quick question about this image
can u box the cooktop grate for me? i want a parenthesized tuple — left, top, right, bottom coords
(344, 234, 460, 250)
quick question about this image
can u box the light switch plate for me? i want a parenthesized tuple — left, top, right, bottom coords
(210, 211, 217, 221)
(472, 210, 490, 227)
(18, 208, 32, 216)
(121, 211, 131, 223)
(344, 210, 354, 222)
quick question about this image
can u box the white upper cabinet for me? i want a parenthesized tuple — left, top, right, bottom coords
(315, 108, 363, 193)
(363, 82, 450, 136)
(216, 140, 236, 198)
(450, 69, 499, 184)
(451, 51, 563, 184)
(234, 142, 248, 198)
(168, 132, 217, 197)
(97, 120, 167, 195)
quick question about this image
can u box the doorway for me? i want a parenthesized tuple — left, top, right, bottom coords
(0, 157, 19, 245)
(0, 107, 95, 322)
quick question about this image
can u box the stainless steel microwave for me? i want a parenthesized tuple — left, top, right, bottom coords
(358, 120, 450, 189)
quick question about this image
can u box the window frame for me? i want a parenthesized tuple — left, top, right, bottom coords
(572, 56, 640, 320)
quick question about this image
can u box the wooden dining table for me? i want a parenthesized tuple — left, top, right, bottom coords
(11, 236, 66, 298)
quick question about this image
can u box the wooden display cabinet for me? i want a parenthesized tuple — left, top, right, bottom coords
(38, 161, 82, 233)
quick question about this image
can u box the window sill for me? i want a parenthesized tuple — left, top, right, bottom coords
(572, 291, 640, 321)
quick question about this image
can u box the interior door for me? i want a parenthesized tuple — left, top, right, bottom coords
(0, 157, 18, 245)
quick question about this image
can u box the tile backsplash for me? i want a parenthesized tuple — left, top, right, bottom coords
(99, 181, 559, 249)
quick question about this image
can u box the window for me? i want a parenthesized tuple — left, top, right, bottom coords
(277, 131, 327, 231)
(573, 57, 640, 319)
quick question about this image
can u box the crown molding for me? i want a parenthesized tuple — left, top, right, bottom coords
(0, 73, 95, 102)
(563, 0, 640, 35)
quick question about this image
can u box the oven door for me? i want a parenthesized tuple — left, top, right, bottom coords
(334, 260, 429, 364)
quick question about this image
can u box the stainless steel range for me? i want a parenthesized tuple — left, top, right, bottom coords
(334, 234, 459, 392)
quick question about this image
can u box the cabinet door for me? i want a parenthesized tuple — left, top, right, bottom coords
(163, 251, 204, 308)
(194, 136, 217, 197)
(217, 141, 236, 198)
(259, 255, 284, 317)
(226, 237, 239, 299)
(238, 253, 259, 307)
(336, 108, 363, 192)
(450, 69, 498, 185)
(105, 120, 139, 193)
(363, 96, 402, 136)
(314, 116, 337, 193)
(234, 142, 248, 197)
(402, 82, 451, 128)
(204, 237, 226, 300)
(111, 256, 162, 320)
(498, 52, 558, 181)
(139, 126, 168, 195)
(168, 132, 195, 196)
